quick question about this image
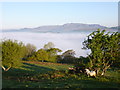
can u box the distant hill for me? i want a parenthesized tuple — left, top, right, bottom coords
(109, 26, 120, 30)
(2, 23, 118, 33)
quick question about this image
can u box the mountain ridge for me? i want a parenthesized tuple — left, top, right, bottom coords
(2, 23, 118, 33)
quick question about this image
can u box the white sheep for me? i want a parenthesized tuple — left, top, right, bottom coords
(85, 69, 96, 77)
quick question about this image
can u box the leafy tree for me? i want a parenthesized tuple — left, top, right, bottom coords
(76, 56, 90, 67)
(27, 42, 62, 63)
(2, 39, 26, 71)
(46, 48, 62, 62)
(44, 42, 62, 62)
(83, 29, 120, 75)
(27, 49, 48, 62)
(60, 50, 76, 64)
(46, 48, 62, 56)
(44, 42, 55, 50)
(61, 55, 77, 64)
(62, 49, 75, 58)
(35, 49, 49, 62)
(25, 43, 36, 56)
(23, 43, 36, 60)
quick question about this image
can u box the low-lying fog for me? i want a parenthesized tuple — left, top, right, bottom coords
(1, 31, 93, 57)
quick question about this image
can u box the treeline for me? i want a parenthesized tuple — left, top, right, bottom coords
(0, 40, 78, 71)
(1, 29, 120, 76)
(26, 42, 62, 62)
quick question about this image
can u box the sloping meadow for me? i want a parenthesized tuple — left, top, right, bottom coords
(2, 61, 120, 88)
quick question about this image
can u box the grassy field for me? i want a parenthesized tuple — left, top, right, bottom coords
(2, 61, 120, 89)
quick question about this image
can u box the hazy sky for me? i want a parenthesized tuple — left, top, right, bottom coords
(1, 2, 118, 29)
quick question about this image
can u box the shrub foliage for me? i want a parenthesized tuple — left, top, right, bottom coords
(83, 29, 120, 75)
(1, 39, 26, 71)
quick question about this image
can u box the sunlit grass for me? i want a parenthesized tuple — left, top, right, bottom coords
(2, 61, 120, 88)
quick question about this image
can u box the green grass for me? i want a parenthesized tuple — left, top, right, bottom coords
(2, 61, 120, 88)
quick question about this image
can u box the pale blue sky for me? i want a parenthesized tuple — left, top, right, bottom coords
(2, 2, 118, 29)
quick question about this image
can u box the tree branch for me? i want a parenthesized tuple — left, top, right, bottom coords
(1, 64, 12, 71)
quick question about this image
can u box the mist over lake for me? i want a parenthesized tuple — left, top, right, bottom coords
(0, 31, 93, 57)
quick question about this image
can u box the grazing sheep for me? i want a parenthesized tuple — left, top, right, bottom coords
(85, 69, 96, 77)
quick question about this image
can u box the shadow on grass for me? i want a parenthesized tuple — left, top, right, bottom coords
(2, 63, 120, 88)
(2, 62, 55, 77)
(22, 62, 54, 74)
